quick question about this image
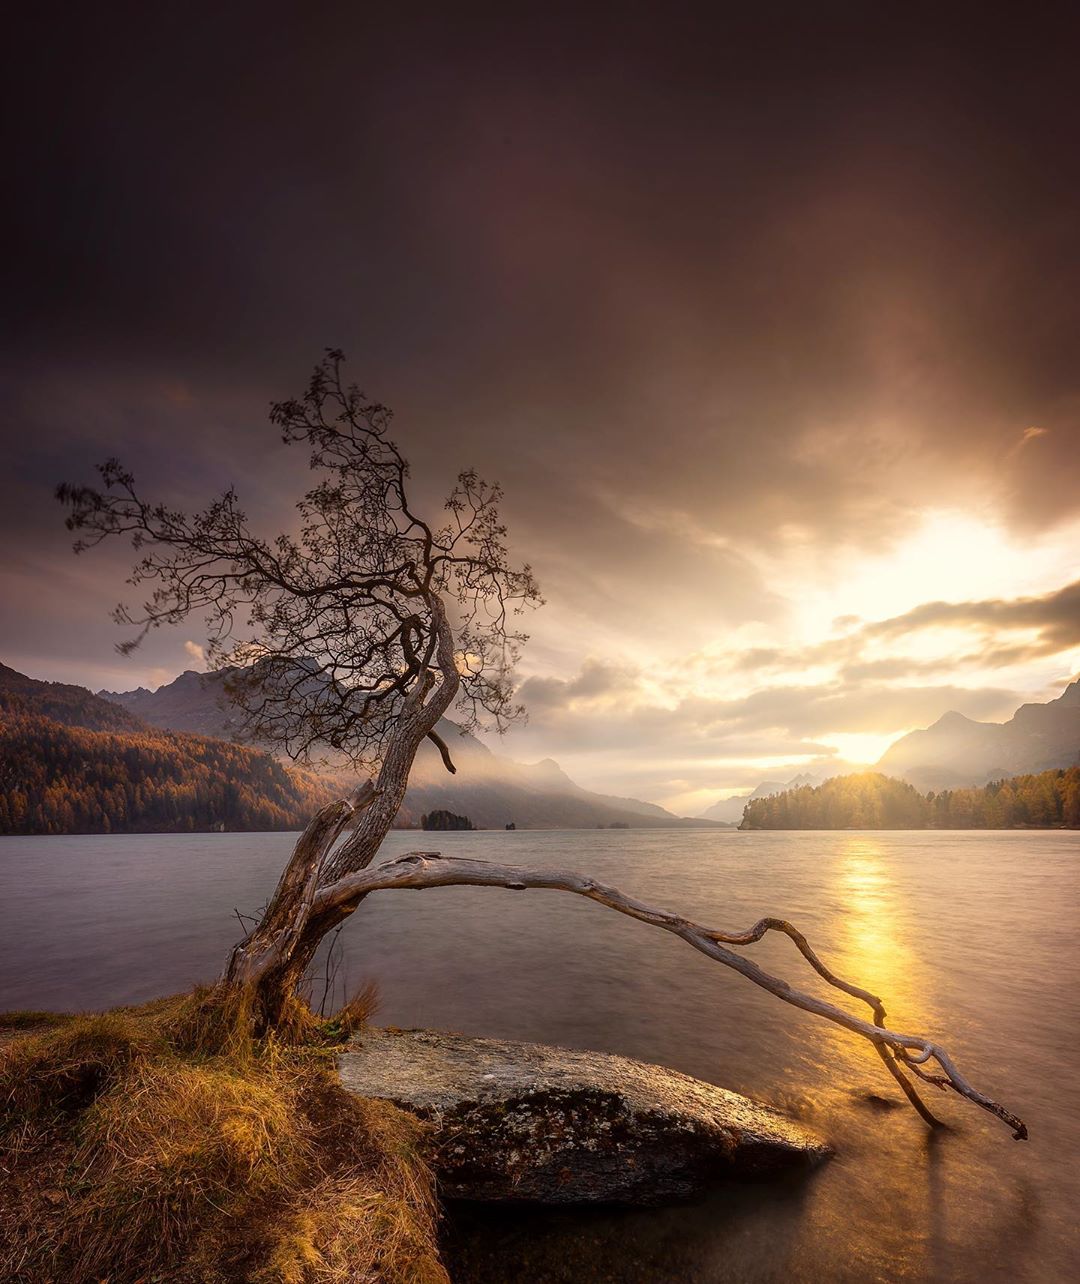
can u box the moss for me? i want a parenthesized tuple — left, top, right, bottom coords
(0, 990, 448, 1284)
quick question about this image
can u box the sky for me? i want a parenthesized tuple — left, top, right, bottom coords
(3, 4, 1079, 814)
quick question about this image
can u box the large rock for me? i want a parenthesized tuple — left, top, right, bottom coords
(337, 1027, 829, 1204)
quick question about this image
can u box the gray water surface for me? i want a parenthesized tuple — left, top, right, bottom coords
(1, 829, 1077, 1282)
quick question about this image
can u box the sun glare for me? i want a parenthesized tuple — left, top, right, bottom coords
(819, 732, 902, 765)
(770, 510, 1080, 640)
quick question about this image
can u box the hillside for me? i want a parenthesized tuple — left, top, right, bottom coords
(1, 662, 145, 733)
(101, 668, 726, 830)
(740, 768, 1080, 830)
(702, 682, 1080, 820)
(877, 680, 1080, 787)
(0, 665, 335, 834)
(99, 668, 254, 739)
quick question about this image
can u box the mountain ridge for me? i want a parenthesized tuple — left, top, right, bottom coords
(0, 664, 335, 834)
(98, 667, 728, 830)
(877, 679, 1080, 788)
(2, 662, 146, 734)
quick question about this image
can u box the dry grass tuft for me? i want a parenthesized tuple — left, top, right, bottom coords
(327, 979, 381, 1042)
(0, 990, 448, 1284)
(1, 1009, 158, 1119)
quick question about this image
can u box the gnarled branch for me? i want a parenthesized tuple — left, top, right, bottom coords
(313, 852, 1028, 1140)
(426, 729, 457, 774)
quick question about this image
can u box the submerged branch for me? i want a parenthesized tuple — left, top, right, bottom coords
(314, 852, 1027, 1140)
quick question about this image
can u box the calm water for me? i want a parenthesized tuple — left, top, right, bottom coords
(1, 829, 1078, 1283)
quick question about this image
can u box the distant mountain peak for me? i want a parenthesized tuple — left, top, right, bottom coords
(3, 661, 147, 734)
(878, 684, 1080, 788)
(932, 710, 979, 728)
(526, 757, 574, 784)
(1055, 678, 1080, 706)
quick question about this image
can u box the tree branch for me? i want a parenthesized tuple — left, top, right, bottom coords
(313, 852, 1028, 1140)
(426, 729, 457, 774)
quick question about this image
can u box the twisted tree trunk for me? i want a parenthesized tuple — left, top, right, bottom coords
(222, 596, 462, 1029)
(220, 783, 376, 1028)
(224, 807, 1028, 1139)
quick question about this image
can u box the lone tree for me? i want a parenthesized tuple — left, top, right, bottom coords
(59, 351, 1027, 1140)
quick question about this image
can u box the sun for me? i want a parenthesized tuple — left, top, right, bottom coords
(819, 731, 903, 766)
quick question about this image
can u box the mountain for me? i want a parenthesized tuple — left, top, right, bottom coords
(399, 732, 701, 830)
(2, 662, 145, 734)
(99, 669, 252, 740)
(100, 668, 727, 830)
(699, 769, 854, 824)
(877, 680, 1080, 788)
(0, 664, 334, 834)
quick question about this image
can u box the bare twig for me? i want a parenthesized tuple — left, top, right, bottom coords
(232, 908, 256, 942)
(318, 925, 345, 1017)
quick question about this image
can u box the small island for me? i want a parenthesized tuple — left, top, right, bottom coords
(421, 809, 475, 831)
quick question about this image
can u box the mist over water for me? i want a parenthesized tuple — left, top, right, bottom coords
(2, 829, 1077, 1282)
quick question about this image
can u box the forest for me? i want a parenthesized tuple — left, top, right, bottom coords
(740, 768, 1080, 829)
(0, 710, 336, 834)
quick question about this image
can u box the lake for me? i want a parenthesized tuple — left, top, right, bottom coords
(1, 829, 1077, 1282)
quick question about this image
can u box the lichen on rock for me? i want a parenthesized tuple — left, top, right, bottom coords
(338, 1027, 829, 1204)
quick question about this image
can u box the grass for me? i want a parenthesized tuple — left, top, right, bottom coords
(0, 987, 448, 1284)
(0, 1010, 73, 1030)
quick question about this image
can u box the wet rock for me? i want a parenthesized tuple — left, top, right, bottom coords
(338, 1027, 829, 1204)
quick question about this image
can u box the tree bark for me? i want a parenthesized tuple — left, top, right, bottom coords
(220, 781, 377, 1028)
(221, 595, 462, 1029)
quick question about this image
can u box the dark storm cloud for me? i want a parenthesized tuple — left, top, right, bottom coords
(3, 3, 1079, 792)
(6, 5, 1080, 514)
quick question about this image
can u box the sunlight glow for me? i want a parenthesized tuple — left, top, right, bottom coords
(775, 510, 1080, 640)
(821, 732, 912, 764)
(832, 839, 929, 1035)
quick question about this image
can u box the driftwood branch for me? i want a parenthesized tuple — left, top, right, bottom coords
(314, 852, 1028, 1140)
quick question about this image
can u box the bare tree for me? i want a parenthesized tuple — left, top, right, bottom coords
(58, 352, 1027, 1140)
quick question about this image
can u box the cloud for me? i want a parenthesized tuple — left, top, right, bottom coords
(503, 652, 1025, 804)
(721, 579, 1080, 684)
(516, 659, 640, 712)
(4, 9, 1080, 805)
(863, 579, 1080, 651)
(183, 640, 206, 667)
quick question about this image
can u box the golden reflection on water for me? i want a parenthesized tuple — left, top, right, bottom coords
(833, 837, 925, 1029)
(779, 839, 953, 1282)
